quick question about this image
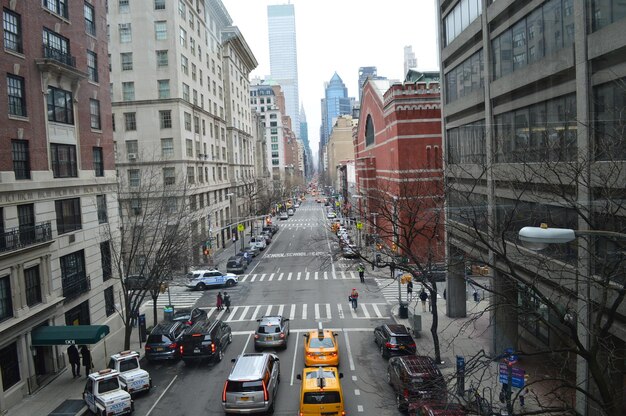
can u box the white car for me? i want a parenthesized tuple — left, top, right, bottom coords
(250, 236, 267, 251)
(108, 350, 151, 395)
(186, 269, 238, 290)
(327, 211, 337, 219)
(287, 208, 294, 216)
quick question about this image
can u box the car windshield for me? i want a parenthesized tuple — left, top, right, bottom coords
(309, 337, 334, 348)
(303, 391, 341, 404)
(98, 378, 120, 394)
(119, 358, 139, 372)
(173, 310, 191, 320)
(146, 334, 170, 344)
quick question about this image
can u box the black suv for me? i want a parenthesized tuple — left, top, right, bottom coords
(387, 355, 446, 412)
(374, 324, 416, 358)
(179, 320, 232, 364)
(145, 321, 185, 362)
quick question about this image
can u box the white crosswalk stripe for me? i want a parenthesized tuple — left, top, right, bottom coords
(199, 302, 388, 322)
(375, 278, 432, 305)
(142, 286, 204, 309)
(238, 269, 362, 283)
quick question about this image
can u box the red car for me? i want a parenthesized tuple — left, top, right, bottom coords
(409, 402, 467, 416)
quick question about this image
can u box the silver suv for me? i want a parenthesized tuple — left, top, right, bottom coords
(254, 316, 290, 351)
(222, 353, 280, 414)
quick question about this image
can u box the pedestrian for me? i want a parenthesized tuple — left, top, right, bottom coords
(216, 291, 223, 311)
(443, 288, 447, 300)
(407, 280, 413, 300)
(80, 345, 92, 378)
(349, 288, 359, 309)
(223, 292, 231, 312)
(473, 290, 480, 303)
(67, 344, 80, 378)
(419, 289, 428, 312)
(357, 263, 365, 283)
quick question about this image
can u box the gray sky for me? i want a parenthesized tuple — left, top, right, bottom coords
(220, 0, 439, 159)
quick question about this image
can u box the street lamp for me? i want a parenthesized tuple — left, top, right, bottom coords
(518, 223, 626, 415)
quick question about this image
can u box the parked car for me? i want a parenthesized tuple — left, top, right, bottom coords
(144, 321, 185, 362)
(327, 211, 337, 219)
(287, 208, 294, 216)
(342, 244, 358, 258)
(244, 245, 260, 257)
(254, 315, 290, 351)
(185, 269, 238, 290)
(262, 225, 278, 236)
(260, 231, 272, 244)
(226, 256, 247, 274)
(387, 355, 447, 412)
(222, 353, 280, 414)
(172, 307, 208, 325)
(279, 212, 289, 220)
(374, 324, 417, 358)
(235, 251, 253, 265)
(179, 320, 232, 364)
(250, 236, 267, 251)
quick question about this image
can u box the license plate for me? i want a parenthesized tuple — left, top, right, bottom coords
(194, 348, 200, 353)
(266, 336, 273, 341)
(399, 346, 405, 350)
(155, 347, 164, 352)
(239, 397, 249, 401)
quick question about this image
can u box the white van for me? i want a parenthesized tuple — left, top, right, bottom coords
(250, 236, 267, 251)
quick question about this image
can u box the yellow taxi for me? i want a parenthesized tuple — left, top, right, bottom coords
(304, 323, 339, 367)
(297, 366, 345, 416)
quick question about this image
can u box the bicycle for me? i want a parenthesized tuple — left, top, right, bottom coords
(465, 386, 492, 415)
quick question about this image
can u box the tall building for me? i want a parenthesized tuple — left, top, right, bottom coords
(0, 0, 119, 409)
(438, 1, 626, 413)
(327, 115, 357, 189)
(403, 45, 417, 76)
(108, 0, 258, 262)
(299, 105, 313, 178)
(267, 4, 300, 138)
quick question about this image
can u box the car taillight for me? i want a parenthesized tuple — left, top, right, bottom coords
(179, 345, 184, 354)
(408, 343, 416, 348)
(403, 388, 409, 399)
(169, 342, 177, 350)
(186, 320, 192, 326)
(279, 333, 285, 339)
(145, 346, 151, 351)
(211, 343, 215, 353)
(254, 334, 259, 339)
(385, 342, 396, 348)
(222, 381, 228, 402)
(262, 380, 268, 401)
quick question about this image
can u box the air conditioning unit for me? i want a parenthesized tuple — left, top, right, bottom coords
(128, 153, 137, 160)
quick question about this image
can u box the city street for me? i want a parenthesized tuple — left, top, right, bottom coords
(136, 198, 403, 415)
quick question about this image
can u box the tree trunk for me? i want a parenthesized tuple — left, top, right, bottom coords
(152, 296, 158, 327)
(123, 318, 132, 350)
(429, 286, 442, 364)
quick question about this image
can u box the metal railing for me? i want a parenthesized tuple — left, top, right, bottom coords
(62, 274, 90, 299)
(43, 44, 76, 67)
(0, 222, 52, 254)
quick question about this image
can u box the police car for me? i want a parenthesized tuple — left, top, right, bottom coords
(185, 269, 238, 291)
(83, 368, 133, 415)
(108, 350, 151, 395)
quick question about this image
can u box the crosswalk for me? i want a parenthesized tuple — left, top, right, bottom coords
(143, 286, 204, 309)
(237, 270, 360, 282)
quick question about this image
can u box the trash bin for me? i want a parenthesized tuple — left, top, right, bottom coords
(399, 301, 409, 319)
(163, 305, 174, 322)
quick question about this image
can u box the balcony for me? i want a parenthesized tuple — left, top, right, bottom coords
(43, 45, 75, 67)
(36, 46, 86, 81)
(62, 273, 91, 300)
(0, 222, 53, 254)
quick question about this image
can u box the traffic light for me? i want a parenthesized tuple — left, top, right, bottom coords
(391, 242, 397, 252)
(202, 244, 209, 256)
(376, 243, 383, 251)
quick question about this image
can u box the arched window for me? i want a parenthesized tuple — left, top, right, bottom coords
(365, 115, 375, 147)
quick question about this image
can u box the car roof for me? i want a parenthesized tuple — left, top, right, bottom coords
(301, 367, 341, 391)
(385, 324, 410, 335)
(258, 316, 283, 324)
(111, 350, 139, 360)
(394, 355, 441, 377)
(189, 269, 221, 274)
(228, 353, 271, 380)
(183, 320, 216, 334)
(151, 321, 181, 334)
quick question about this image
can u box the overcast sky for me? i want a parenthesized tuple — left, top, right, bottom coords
(220, 0, 440, 160)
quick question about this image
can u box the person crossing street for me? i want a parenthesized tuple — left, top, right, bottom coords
(357, 263, 365, 283)
(223, 292, 231, 312)
(349, 288, 359, 310)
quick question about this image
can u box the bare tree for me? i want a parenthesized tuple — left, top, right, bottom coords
(102, 161, 193, 348)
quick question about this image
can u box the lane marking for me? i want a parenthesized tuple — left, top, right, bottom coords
(297, 272, 301, 281)
(338, 303, 344, 319)
(145, 375, 178, 416)
(305, 272, 310, 280)
(355, 389, 361, 396)
(358, 405, 364, 412)
(251, 274, 257, 282)
(277, 304, 285, 317)
(314, 303, 320, 320)
(287, 272, 292, 281)
(324, 271, 328, 280)
(372, 304, 383, 318)
(362, 304, 371, 319)
(290, 325, 300, 386)
(289, 304, 296, 320)
(260, 273, 266, 281)
(302, 303, 307, 320)
(250, 305, 262, 321)
(265, 305, 272, 316)
(268, 273, 274, 281)
(235, 306, 251, 322)
(343, 331, 356, 371)
(314, 272, 318, 280)
(326, 303, 331, 319)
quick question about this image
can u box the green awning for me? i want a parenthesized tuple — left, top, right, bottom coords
(31, 325, 110, 346)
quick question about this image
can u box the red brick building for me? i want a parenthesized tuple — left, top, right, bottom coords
(355, 72, 444, 263)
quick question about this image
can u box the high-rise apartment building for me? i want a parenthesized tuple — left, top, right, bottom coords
(0, 0, 118, 409)
(438, 1, 626, 413)
(108, 0, 258, 261)
(267, 4, 300, 138)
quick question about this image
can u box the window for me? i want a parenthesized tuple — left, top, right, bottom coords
(0, 343, 19, 391)
(179, 27, 187, 47)
(158, 79, 170, 99)
(60, 250, 88, 299)
(51, 144, 77, 178)
(178, 0, 186, 17)
(6, 74, 26, 117)
(184, 112, 191, 131)
(186, 139, 193, 156)
(104, 286, 115, 316)
(194, 116, 199, 133)
(55, 198, 81, 234)
(156, 50, 168, 67)
(3, 9, 22, 53)
(154, 0, 165, 10)
(183, 83, 190, 101)
(187, 167, 195, 184)
(43, 29, 70, 65)
(128, 169, 140, 187)
(271, 144, 278, 151)
(181, 55, 188, 74)
(84, 2, 95, 35)
(0, 276, 13, 322)
(86, 50, 98, 82)
(365, 115, 375, 146)
(121, 52, 133, 70)
(89, 99, 101, 129)
(44, 0, 68, 18)
(12, 140, 30, 179)
(93, 147, 104, 176)
(119, 23, 132, 42)
(163, 167, 175, 185)
(119, 0, 130, 12)
(101, 241, 112, 281)
(47, 86, 73, 124)
(97, 194, 108, 223)
(65, 300, 90, 325)
(155, 21, 167, 40)
(124, 112, 136, 130)
(159, 110, 172, 128)
(161, 138, 174, 157)
(122, 82, 135, 101)
(126, 140, 138, 155)
(24, 265, 42, 307)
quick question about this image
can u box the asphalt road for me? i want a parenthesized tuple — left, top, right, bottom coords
(134, 198, 403, 415)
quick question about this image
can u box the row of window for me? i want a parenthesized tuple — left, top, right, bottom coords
(444, 0, 482, 46)
(444, 49, 484, 104)
(492, 0, 574, 80)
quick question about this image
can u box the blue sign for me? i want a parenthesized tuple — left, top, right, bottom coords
(456, 356, 465, 370)
(498, 362, 525, 388)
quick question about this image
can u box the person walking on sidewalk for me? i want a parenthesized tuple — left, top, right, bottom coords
(419, 289, 428, 312)
(357, 263, 365, 283)
(216, 292, 223, 311)
(67, 344, 80, 378)
(80, 345, 92, 378)
(407, 280, 413, 301)
(223, 292, 231, 312)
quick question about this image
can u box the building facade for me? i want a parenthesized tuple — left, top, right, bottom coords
(267, 4, 300, 138)
(327, 115, 357, 189)
(320, 72, 354, 158)
(0, 0, 119, 409)
(438, 0, 626, 413)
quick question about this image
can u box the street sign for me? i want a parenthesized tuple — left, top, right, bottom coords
(498, 362, 525, 388)
(237, 223, 244, 232)
(356, 222, 363, 230)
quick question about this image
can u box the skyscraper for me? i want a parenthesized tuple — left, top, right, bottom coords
(268, 4, 300, 138)
(403, 45, 417, 76)
(321, 72, 353, 148)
